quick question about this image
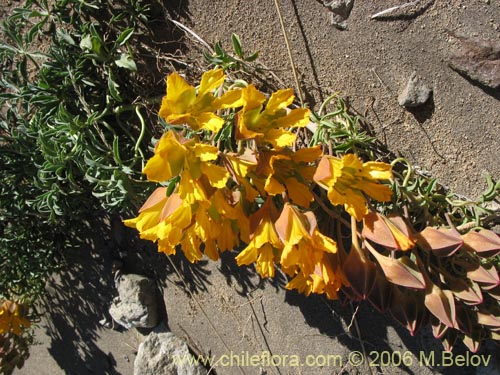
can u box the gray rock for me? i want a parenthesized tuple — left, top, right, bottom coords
(398, 72, 432, 108)
(448, 31, 500, 89)
(323, 0, 354, 30)
(134, 330, 207, 375)
(109, 273, 159, 329)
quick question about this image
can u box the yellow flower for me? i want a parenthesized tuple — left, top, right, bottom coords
(191, 190, 248, 260)
(275, 204, 337, 275)
(274, 203, 346, 299)
(236, 85, 310, 148)
(123, 187, 169, 233)
(159, 69, 243, 132)
(143, 131, 229, 197)
(313, 154, 393, 221)
(0, 300, 30, 336)
(124, 189, 193, 256)
(224, 150, 260, 201)
(235, 198, 282, 278)
(258, 146, 322, 207)
(285, 254, 344, 300)
(125, 184, 249, 262)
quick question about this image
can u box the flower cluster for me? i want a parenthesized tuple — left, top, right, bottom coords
(125, 69, 394, 298)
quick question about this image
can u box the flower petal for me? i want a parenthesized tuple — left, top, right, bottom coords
(265, 175, 286, 195)
(285, 177, 313, 208)
(164, 73, 196, 113)
(266, 88, 294, 113)
(194, 112, 225, 132)
(198, 68, 225, 96)
(275, 108, 310, 128)
(215, 89, 244, 109)
(201, 163, 229, 188)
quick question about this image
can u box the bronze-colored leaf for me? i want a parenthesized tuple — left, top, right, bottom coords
(431, 318, 448, 339)
(467, 264, 500, 288)
(455, 305, 474, 336)
(368, 271, 393, 313)
(340, 286, 362, 302)
(462, 229, 500, 258)
(486, 284, 500, 302)
(362, 212, 416, 251)
(366, 242, 426, 289)
(417, 227, 463, 257)
(342, 247, 376, 300)
(424, 283, 456, 328)
(490, 330, 500, 340)
(390, 288, 424, 336)
(441, 329, 458, 352)
(462, 333, 481, 353)
(446, 275, 483, 305)
(477, 311, 500, 328)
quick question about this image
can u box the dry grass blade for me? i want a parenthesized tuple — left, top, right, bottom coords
(371, 0, 423, 19)
(168, 18, 214, 54)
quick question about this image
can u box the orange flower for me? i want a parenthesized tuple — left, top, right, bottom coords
(314, 154, 393, 221)
(236, 198, 282, 278)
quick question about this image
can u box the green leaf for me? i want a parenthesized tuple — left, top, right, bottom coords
(56, 29, 76, 46)
(107, 76, 122, 102)
(166, 176, 180, 196)
(231, 34, 243, 58)
(115, 54, 137, 71)
(112, 136, 122, 165)
(245, 51, 259, 62)
(214, 42, 224, 56)
(116, 27, 134, 46)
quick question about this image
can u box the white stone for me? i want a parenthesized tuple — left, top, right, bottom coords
(109, 273, 159, 329)
(134, 330, 207, 375)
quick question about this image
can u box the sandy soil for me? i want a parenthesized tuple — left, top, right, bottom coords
(4, 0, 500, 374)
(185, 0, 500, 199)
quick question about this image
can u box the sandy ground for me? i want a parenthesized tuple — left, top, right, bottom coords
(14, 240, 499, 375)
(5, 0, 500, 374)
(185, 0, 500, 199)
(14, 227, 500, 375)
